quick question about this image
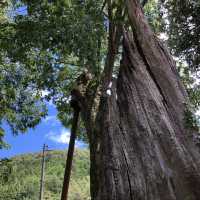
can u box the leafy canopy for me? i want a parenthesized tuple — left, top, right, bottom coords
(0, 2, 47, 148)
(160, 0, 200, 110)
(0, 0, 106, 146)
(0, 0, 199, 147)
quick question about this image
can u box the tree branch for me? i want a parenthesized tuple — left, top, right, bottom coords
(101, 0, 107, 13)
(101, 1, 123, 96)
(142, 0, 148, 7)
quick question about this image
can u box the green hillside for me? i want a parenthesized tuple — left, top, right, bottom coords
(0, 149, 90, 200)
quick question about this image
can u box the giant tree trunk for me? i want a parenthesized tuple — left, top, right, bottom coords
(86, 0, 200, 199)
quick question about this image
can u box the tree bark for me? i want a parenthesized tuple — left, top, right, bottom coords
(84, 0, 200, 200)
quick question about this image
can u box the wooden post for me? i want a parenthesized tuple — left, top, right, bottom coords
(60, 108, 80, 200)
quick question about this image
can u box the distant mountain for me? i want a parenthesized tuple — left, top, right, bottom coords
(0, 149, 90, 200)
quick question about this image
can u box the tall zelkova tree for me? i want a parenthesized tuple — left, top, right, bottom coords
(1, 0, 200, 199)
(87, 1, 200, 199)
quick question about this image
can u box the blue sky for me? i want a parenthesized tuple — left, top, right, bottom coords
(0, 103, 87, 158)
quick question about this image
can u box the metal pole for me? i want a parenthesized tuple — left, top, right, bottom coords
(39, 144, 47, 200)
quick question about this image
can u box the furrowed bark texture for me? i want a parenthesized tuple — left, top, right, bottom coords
(87, 0, 200, 199)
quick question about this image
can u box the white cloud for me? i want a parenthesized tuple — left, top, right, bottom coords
(46, 128, 71, 144)
(46, 99, 55, 107)
(41, 90, 50, 97)
(44, 115, 57, 122)
(196, 110, 200, 117)
(46, 128, 88, 148)
(43, 115, 60, 126)
(41, 90, 56, 107)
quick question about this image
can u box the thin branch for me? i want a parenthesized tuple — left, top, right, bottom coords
(103, 11, 109, 18)
(142, 0, 148, 7)
(101, 1, 124, 95)
(101, 0, 107, 13)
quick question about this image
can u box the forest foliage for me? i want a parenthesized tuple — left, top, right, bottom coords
(0, 149, 90, 200)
